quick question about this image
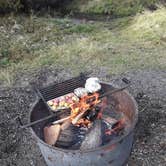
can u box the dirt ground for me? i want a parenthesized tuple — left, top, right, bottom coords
(0, 68, 165, 166)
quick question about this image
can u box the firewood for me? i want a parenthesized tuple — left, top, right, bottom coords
(61, 119, 71, 131)
(44, 124, 61, 145)
(71, 112, 85, 125)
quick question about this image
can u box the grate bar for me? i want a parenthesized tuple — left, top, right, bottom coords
(35, 74, 87, 114)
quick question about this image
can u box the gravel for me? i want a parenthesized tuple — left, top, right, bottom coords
(0, 68, 165, 166)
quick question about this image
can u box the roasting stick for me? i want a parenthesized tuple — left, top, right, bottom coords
(99, 84, 129, 99)
(71, 85, 130, 125)
(20, 84, 130, 129)
(51, 111, 86, 129)
(44, 109, 119, 145)
(39, 78, 131, 145)
(20, 111, 70, 129)
(51, 116, 70, 125)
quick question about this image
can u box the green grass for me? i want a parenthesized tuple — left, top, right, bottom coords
(122, 7, 166, 42)
(66, 24, 96, 33)
(0, 7, 166, 85)
(65, 0, 163, 17)
(0, 0, 163, 16)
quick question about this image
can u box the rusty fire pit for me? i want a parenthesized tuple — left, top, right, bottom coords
(29, 77, 138, 166)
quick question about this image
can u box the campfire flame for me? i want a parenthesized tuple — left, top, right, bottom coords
(70, 93, 100, 127)
(105, 117, 126, 135)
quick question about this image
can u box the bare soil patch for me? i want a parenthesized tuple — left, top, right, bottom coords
(0, 68, 165, 166)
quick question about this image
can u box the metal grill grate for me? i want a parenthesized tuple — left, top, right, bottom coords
(35, 74, 87, 112)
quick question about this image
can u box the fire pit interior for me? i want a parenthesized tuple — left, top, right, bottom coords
(29, 75, 138, 166)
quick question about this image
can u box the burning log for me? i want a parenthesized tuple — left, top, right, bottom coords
(44, 105, 102, 148)
(70, 92, 100, 127)
(29, 76, 137, 166)
(71, 111, 86, 125)
(20, 80, 129, 129)
(20, 76, 131, 152)
(44, 89, 124, 147)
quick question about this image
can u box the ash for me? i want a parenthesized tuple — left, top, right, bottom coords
(0, 69, 165, 166)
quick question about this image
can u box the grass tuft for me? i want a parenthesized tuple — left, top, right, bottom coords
(66, 24, 96, 33)
(65, 0, 163, 17)
(0, 7, 166, 85)
(122, 7, 166, 42)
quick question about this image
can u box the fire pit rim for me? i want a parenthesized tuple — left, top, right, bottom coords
(29, 82, 138, 153)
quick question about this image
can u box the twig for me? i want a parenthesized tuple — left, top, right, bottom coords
(139, 105, 148, 113)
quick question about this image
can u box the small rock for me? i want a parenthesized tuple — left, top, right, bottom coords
(151, 123, 155, 127)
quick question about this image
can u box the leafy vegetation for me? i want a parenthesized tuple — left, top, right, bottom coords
(65, 0, 164, 17)
(0, 0, 22, 12)
(66, 24, 96, 33)
(0, 0, 164, 16)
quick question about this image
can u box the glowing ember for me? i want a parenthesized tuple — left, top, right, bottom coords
(70, 93, 100, 127)
(97, 97, 108, 119)
(105, 118, 126, 135)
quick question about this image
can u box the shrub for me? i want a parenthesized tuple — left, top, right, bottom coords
(65, 0, 164, 17)
(0, 0, 22, 13)
(67, 24, 95, 33)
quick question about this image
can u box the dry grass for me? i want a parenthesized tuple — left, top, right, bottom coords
(122, 7, 166, 42)
(0, 7, 166, 85)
